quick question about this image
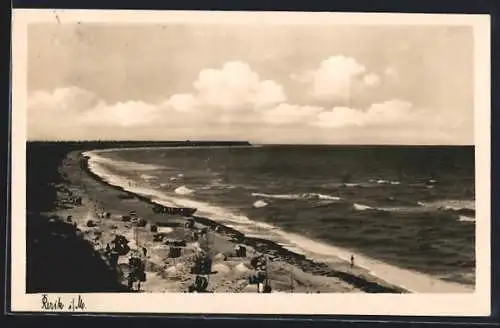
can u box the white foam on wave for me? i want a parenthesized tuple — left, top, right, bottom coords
(253, 200, 268, 208)
(374, 179, 400, 185)
(85, 153, 177, 207)
(419, 199, 476, 211)
(352, 203, 438, 213)
(140, 174, 157, 181)
(199, 180, 238, 191)
(459, 215, 476, 223)
(85, 151, 163, 171)
(353, 203, 372, 211)
(84, 149, 473, 294)
(251, 192, 341, 201)
(174, 185, 194, 195)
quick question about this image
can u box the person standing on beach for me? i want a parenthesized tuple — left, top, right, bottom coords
(350, 255, 354, 268)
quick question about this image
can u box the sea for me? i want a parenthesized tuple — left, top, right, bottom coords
(85, 145, 476, 292)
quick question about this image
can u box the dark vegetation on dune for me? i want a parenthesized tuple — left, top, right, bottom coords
(26, 142, 128, 292)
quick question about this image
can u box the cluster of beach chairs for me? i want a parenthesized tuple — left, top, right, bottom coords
(83, 201, 275, 293)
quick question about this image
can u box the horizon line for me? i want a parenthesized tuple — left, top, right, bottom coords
(25, 139, 474, 146)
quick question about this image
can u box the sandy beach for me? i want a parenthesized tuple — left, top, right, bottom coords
(25, 144, 416, 294)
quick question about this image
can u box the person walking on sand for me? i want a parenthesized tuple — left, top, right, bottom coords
(350, 255, 354, 269)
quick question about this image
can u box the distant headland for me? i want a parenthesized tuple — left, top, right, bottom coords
(27, 140, 252, 151)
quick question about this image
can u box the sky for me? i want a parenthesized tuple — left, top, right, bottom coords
(27, 22, 474, 144)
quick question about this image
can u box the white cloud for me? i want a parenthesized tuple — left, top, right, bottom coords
(28, 87, 102, 113)
(27, 61, 464, 144)
(27, 61, 289, 138)
(193, 61, 286, 110)
(291, 55, 367, 101)
(27, 87, 163, 136)
(313, 99, 418, 128)
(164, 93, 200, 112)
(80, 100, 160, 127)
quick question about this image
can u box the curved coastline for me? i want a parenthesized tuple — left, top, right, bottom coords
(79, 150, 409, 293)
(80, 148, 474, 294)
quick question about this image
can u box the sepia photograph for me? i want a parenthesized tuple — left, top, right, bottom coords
(10, 9, 490, 315)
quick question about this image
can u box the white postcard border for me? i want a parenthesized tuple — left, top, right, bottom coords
(10, 9, 491, 316)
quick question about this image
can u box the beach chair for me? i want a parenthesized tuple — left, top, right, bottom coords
(168, 247, 181, 258)
(153, 233, 164, 242)
(234, 245, 247, 257)
(188, 276, 209, 293)
(136, 218, 147, 227)
(185, 219, 195, 229)
(190, 253, 212, 274)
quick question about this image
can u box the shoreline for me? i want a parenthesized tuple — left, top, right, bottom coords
(26, 142, 474, 294)
(79, 150, 407, 293)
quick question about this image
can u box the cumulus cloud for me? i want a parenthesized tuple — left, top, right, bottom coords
(26, 87, 165, 140)
(27, 61, 290, 138)
(80, 100, 160, 127)
(313, 100, 418, 128)
(192, 61, 286, 110)
(164, 93, 200, 113)
(27, 59, 462, 144)
(291, 55, 368, 102)
(28, 87, 102, 114)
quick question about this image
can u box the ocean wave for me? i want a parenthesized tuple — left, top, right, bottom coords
(251, 192, 341, 201)
(253, 200, 269, 208)
(458, 215, 476, 223)
(371, 179, 400, 185)
(199, 180, 238, 191)
(419, 200, 476, 212)
(83, 149, 474, 293)
(84, 151, 163, 171)
(353, 203, 372, 211)
(140, 174, 157, 180)
(174, 185, 194, 195)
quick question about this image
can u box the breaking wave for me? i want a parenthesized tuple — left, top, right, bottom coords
(140, 174, 157, 181)
(353, 203, 372, 211)
(253, 200, 269, 208)
(368, 178, 401, 185)
(251, 192, 341, 201)
(458, 215, 476, 223)
(82, 148, 475, 293)
(174, 185, 194, 195)
(419, 199, 475, 211)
